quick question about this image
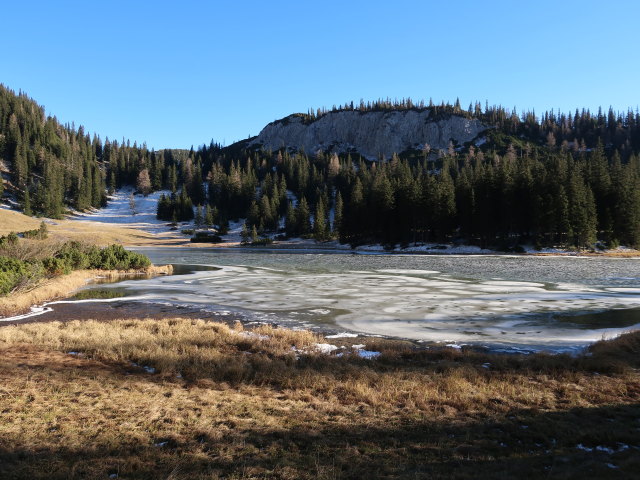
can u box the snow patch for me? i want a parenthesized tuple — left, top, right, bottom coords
(325, 332, 359, 339)
(314, 343, 339, 354)
(356, 350, 381, 359)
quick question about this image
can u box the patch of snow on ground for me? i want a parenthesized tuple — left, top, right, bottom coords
(0, 305, 53, 322)
(523, 245, 570, 254)
(325, 332, 359, 339)
(314, 343, 339, 354)
(236, 331, 270, 341)
(356, 350, 381, 359)
(224, 220, 246, 244)
(71, 187, 179, 235)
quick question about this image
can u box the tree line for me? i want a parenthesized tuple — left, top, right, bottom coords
(184, 142, 640, 249)
(2, 83, 640, 249)
(0, 84, 190, 218)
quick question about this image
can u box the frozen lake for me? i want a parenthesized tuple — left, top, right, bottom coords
(79, 248, 640, 353)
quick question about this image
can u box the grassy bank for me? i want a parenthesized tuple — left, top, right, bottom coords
(0, 232, 172, 317)
(0, 209, 186, 247)
(0, 318, 638, 479)
(0, 265, 172, 317)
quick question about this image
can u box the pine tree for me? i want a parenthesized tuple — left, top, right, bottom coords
(285, 201, 297, 237)
(314, 201, 327, 241)
(194, 205, 203, 229)
(297, 197, 311, 235)
(204, 204, 214, 228)
(333, 191, 344, 238)
(241, 222, 250, 244)
(23, 188, 32, 216)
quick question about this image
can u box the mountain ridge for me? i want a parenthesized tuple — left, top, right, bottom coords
(246, 109, 489, 159)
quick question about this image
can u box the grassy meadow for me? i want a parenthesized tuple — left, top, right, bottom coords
(0, 318, 638, 479)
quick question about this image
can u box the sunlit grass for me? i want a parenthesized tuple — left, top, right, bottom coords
(0, 265, 172, 317)
(0, 318, 638, 479)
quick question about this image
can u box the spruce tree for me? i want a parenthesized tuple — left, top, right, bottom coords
(333, 191, 343, 239)
(23, 188, 32, 216)
(241, 222, 250, 244)
(297, 197, 311, 235)
(314, 201, 327, 241)
(194, 205, 203, 229)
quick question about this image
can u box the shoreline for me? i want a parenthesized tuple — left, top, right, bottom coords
(0, 264, 173, 318)
(3, 207, 639, 257)
(2, 293, 630, 357)
(132, 240, 640, 257)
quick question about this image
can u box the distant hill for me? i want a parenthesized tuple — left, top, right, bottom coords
(246, 109, 489, 160)
(232, 99, 640, 161)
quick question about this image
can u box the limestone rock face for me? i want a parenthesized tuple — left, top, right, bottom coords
(248, 110, 489, 159)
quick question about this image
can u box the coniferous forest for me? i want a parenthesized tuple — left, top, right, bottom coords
(2, 84, 640, 250)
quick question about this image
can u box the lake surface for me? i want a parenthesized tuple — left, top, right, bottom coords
(79, 248, 640, 353)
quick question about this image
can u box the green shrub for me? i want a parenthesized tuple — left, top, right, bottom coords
(250, 237, 273, 246)
(0, 257, 29, 295)
(43, 257, 72, 276)
(0, 232, 19, 248)
(0, 256, 44, 294)
(0, 243, 151, 297)
(55, 241, 91, 270)
(21, 222, 48, 240)
(96, 244, 150, 270)
(190, 232, 223, 243)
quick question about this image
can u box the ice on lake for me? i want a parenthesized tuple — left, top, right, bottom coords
(75, 249, 640, 353)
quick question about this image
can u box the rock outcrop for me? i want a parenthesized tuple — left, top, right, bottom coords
(248, 110, 489, 159)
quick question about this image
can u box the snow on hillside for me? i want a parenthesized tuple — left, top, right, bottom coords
(71, 188, 178, 235)
(65, 188, 630, 256)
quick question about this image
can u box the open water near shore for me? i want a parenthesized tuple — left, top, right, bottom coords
(42, 248, 637, 354)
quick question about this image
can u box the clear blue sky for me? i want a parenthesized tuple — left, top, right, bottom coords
(1, 0, 638, 150)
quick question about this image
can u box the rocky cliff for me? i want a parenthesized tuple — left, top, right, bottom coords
(247, 110, 490, 159)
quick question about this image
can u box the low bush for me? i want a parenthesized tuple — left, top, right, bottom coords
(42, 257, 72, 276)
(21, 221, 48, 240)
(0, 241, 152, 296)
(95, 244, 151, 270)
(251, 237, 273, 246)
(0, 232, 19, 248)
(0, 256, 45, 294)
(190, 232, 223, 243)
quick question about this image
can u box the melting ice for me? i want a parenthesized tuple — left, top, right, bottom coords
(60, 249, 640, 352)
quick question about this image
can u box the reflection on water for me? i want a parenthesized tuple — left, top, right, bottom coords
(76, 248, 640, 353)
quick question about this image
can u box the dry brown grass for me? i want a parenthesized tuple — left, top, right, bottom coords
(0, 318, 638, 479)
(0, 265, 173, 317)
(0, 209, 187, 247)
(3, 208, 640, 255)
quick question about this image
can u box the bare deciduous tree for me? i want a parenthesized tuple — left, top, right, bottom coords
(136, 169, 152, 196)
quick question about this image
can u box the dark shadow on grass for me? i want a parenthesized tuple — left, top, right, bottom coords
(0, 404, 638, 479)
